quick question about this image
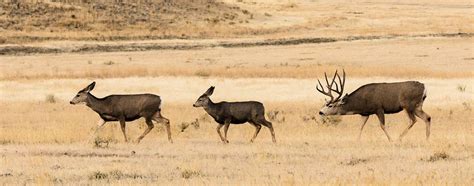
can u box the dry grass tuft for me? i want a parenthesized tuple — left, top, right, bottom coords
(103, 61, 115, 66)
(341, 157, 370, 166)
(181, 169, 202, 179)
(457, 85, 467, 92)
(180, 119, 202, 132)
(89, 170, 145, 180)
(423, 152, 451, 162)
(319, 116, 342, 126)
(93, 137, 114, 148)
(267, 110, 286, 123)
(194, 70, 211, 78)
(89, 171, 108, 180)
(45, 94, 57, 103)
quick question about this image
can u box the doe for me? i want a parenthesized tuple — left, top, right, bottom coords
(70, 82, 172, 143)
(193, 86, 276, 143)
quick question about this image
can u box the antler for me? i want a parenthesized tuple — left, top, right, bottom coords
(316, 71, 338, 103)
(316, 70, 346, 103)
(329, 69, 346, 101)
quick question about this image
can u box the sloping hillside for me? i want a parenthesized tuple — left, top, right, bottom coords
(0, 0, 253, 43)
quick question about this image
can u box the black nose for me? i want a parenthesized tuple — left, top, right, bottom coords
(319, 111, 324, 115)
(70, 101, 74, 104)
(192, 104, 196, 107)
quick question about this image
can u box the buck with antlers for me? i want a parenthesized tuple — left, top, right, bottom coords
(316, 70, 431, 141)
(70, 82, 172, 143)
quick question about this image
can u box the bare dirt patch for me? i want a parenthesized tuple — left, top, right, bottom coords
(0, 32, 472, 55)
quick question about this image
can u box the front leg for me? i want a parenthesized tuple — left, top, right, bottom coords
(216, 124, 226, 143)
(223, 120, 231, 143)
(119, 119, 128, 142)
(89, 119, 106, 142)
(358, 115, 370, 140)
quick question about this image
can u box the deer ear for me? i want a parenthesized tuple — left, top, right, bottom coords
(84, 81, 96, 92)
(205, 86, 215, 96)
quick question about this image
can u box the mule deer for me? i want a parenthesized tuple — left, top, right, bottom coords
(316, 70, 431, 141)
(70, 82, 172, 143)
(193, 86, 276, 143)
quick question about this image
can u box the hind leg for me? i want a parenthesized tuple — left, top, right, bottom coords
(249, 121, 262, 143)
(415, 109, 431, 140)
(119, 118, 128, 142)
(136, 118, 154, 143)
(375, 110, 392, 142)
(153, 112, 173, 143)
(399, 110, 417, 140)
(257, 119, 276, 143)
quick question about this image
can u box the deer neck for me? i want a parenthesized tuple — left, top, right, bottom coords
(203, 99, 220, 119)
(86, 93, 108, 114)
(338, 97, 358, 115)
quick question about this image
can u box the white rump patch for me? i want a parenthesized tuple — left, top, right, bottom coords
(423, 86, 427, 97)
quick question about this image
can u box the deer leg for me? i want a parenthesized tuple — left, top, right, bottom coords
(399, 111, 417, 140)
(358, 115, 370, 140)
(137, 118, 154, 143)
(375, 111, 392, 141)
(223, 121, 230, 143)
(259, 119, 276, 143)
(249, 121, 262, 143)
(89, 119, 106, 142)
(153, 113, 173, 143)
(415, 109, 432, 140)
(216, 124, 226, 143)
(119, 119, 128, 143)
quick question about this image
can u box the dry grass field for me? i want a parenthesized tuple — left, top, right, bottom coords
(1, 0, 474, 185)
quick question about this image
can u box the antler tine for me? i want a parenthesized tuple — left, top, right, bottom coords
(329, 69, 346, 101)
(316, 77, 334, 102)
(331, 70, 339, 92)
(324, 71, 338, 90)
(341, 69, 346, 93)
(324, 72, 330, 88)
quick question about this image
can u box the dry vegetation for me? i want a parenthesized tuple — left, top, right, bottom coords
(0, 0, 254, 43)
(1, 0, 474, 185)
(0, 0, 473, 45)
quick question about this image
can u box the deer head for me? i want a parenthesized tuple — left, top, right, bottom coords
(70, 82, 95, 105)
(193, 86, 215, 107)
(316, 70, 347, 115)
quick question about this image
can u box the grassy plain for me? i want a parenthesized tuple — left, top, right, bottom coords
(1, 0, 473, 185)
(1, 40, 473, 184)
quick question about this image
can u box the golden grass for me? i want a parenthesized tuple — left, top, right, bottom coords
(0, 76, 473, 184)
(0, 100, 473, 184)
